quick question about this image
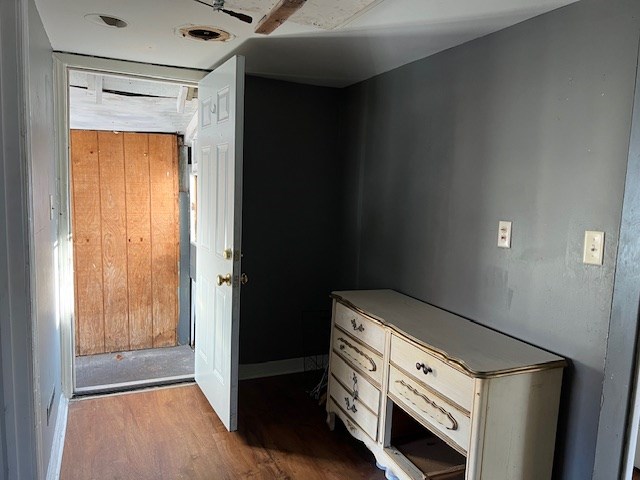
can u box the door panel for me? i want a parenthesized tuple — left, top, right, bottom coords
(194, 55, 245, 431)
(123, 133, 153, 350)
(149, 134, 180, 347)
(71, 130, 105, 356)
(98, 131, 129, 352)
(70, 131, 179, 355)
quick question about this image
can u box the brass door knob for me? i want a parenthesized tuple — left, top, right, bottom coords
(216, 273, 232, 286)
(223, 249, 233, 260)
(240, 273, 248, 285)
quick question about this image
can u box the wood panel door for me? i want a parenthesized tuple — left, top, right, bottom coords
(71, 130, 179, 356)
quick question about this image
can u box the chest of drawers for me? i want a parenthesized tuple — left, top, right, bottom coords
(326, 290, 566, 480)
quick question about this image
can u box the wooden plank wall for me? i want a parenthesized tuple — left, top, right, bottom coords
(71, 130, 179, 356)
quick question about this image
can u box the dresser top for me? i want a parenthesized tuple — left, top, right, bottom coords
(332, 289, 566, 377)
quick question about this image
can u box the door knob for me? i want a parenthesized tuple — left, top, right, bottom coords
(223, 249, 233, 260)
(216, 273, 231, 286)
(240, 273, 248, 285)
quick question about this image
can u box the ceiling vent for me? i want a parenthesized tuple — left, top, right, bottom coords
(84, 14, 128, 29)
(176, 25, 233, 42)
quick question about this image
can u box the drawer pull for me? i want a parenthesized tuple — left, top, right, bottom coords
(344, 396, 358, 413)
(415, 362, 433, 375)
(395, 380, 458, 431)
(337, 337, 377, 372)
(351, 318, 365, 332)
(345, 418, 357, 434)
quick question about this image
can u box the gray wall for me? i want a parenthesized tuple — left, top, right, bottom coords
(0, 0, 38, 478)
(340, 1, 640, 478)
(240, 76, 342, 363)
(25, 0, 61, 476)
(0, 0, 60, 478)
(593, 29, 640, 478)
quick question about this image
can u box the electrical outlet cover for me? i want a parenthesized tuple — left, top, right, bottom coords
(583, 230, 605, 265)
(497, 221, 512, 248)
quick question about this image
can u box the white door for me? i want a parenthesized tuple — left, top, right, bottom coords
(194, 55, 245, 431)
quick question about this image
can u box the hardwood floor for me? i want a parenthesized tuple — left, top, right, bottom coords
(60, 373, 386, 479)
(634, 467, 640, 480)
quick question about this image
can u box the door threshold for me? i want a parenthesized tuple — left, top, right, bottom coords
(74, 374, 195, 397)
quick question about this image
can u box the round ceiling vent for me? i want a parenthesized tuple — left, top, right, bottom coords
(175, 25, 233, 42)
(84, 14, 128, 29)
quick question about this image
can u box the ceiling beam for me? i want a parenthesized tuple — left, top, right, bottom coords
(70, 71, 184, 99)
(184, 110, 199, 145)
(87, 74, 103, 104)
(255, 0, 307, 35)
(177, 86, 188, 114)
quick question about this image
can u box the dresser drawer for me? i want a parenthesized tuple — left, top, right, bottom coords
(390, 334, 474, 412)
(389, 367, 470, 454)
(330, 352, 380, 414)
(334, 302, 385, 354)
(332, 328, 383, 385)
(329, 374, 378, 440)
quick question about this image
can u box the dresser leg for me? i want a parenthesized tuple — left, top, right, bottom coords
(326, 411, 336, 431)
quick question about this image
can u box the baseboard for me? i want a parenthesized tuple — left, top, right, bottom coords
(239, 354, 328, 380)
(46, 394, 69, 480)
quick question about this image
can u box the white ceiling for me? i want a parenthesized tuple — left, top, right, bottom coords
(35, 0, 579, 87)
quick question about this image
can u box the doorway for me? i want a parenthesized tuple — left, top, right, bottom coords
(56, 56, 206, 395)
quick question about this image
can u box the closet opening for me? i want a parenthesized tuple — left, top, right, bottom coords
(68, 69, 198, 394)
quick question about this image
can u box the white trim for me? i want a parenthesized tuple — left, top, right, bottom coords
(52, 53, 207, 85)
(52, 52, 207, 397)
(53, 55, 74, 400)
(239, 355, 328, 380)
(45, 395, 68, 480)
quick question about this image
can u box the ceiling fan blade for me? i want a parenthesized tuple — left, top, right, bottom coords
(222, 8, 253, 24)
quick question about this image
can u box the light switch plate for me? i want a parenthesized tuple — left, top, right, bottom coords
(583, 230, 605, 265)
(497, 221, 512, 248)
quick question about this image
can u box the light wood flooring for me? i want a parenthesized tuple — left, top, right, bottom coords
(60, 373, 385, 480)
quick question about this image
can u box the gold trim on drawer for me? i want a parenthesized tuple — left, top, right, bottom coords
(389, 367, 471, 454)
(336, 336, 377, 373)
(329, 376, 378, 441)
(334, 302, 385, 354)
(391, 334, 474, 412)
(394, 379, 458, 431)
(330, 353, 381, 414)
(331, 324, 385, 388)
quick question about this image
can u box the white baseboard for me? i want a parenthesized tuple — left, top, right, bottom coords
(239, 354, 328, 380)
(46, 394, 68, 480)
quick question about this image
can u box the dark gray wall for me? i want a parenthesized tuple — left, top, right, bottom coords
(340, 1, 640, 478)
(593, 32, 640, 479)
(178, 145, 190, 345)
(240, 76, 342, 364)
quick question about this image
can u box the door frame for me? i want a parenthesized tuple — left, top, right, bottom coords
(53, 52, 207, 397)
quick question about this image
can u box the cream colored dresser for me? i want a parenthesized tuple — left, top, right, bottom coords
(326, 290, 566, 480)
